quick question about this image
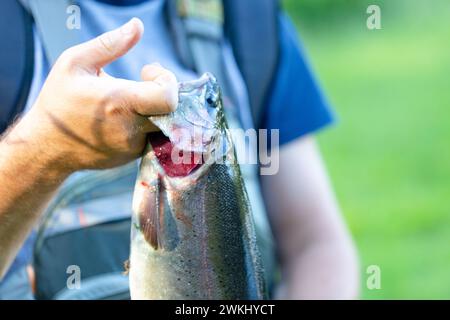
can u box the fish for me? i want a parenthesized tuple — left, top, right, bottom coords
(129, 73, 266, 300)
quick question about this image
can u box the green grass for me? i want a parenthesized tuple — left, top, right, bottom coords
(284, 0, 450, 299)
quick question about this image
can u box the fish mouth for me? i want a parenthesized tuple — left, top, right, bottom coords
(148, 73, 229, 178)
(148, 131, 203, 178)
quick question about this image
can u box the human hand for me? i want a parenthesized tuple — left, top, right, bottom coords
(12, 18, 178, 173)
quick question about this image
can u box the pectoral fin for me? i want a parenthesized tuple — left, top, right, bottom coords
(138, 180, 161, 250)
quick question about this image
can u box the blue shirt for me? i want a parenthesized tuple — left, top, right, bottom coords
(2, 0, 334, 283)
(265, 15, 334, 145)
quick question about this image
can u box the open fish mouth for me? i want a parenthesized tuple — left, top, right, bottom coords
(147, 73, 231, 178)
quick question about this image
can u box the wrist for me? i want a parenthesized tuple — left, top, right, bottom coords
(1, 112, 74, 182)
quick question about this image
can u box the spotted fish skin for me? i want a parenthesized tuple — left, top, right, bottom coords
(129, 73, 266, 300)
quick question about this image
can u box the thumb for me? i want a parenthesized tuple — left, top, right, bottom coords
(70, 18, 143, 72)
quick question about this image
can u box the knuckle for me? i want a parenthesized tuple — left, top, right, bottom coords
(97, 33, 115, 55)
(106, 102, 127, 117)
(103, 87, 130, 115)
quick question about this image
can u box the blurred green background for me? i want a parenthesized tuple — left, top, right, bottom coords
(283, 0, 450, 299)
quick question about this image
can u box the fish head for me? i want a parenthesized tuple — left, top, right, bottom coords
(147, 73, 231, 179)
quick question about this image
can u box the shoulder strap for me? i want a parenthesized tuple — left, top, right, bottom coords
(0, 0, 34, 134)
(166, 0, 279, 129)
(166, 0, 230, 90)
(167, 0, 245, 128)
(224, 0, 280, 129)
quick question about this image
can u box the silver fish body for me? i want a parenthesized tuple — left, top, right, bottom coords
(129, 73, 266, 299)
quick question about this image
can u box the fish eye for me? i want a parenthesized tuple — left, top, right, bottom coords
(206, 93, 218, 108)
(206, 96, 215, 105)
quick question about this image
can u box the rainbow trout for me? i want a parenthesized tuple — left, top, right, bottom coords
(129, 73, 266, 299)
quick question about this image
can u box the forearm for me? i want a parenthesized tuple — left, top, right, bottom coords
(0, 116, 70, 278)
(276, 236, 359, 299)
(262, 136, 360, 299)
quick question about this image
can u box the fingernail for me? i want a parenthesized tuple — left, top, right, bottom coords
(150, 62, 162, 68)
(121, 18, 142, 35)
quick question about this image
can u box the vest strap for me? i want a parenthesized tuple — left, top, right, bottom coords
(167, 0, 241, 124)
